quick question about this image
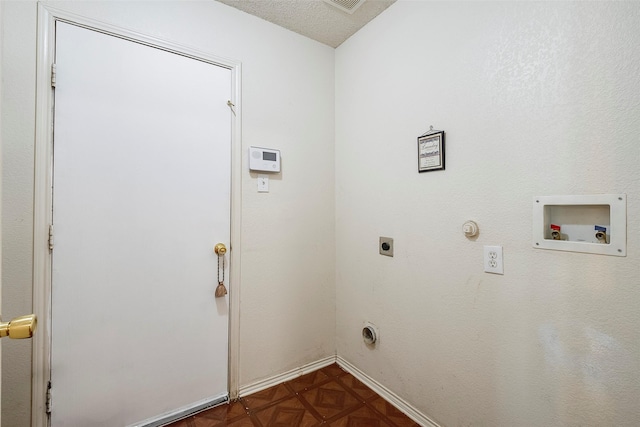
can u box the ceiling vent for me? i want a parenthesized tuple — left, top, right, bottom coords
(323, 0, 366, 15)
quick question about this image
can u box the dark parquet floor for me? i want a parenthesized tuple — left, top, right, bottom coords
(166, 363, 420, 426)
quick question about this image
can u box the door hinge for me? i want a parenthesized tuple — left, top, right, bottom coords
(46, 381, 52, 414)
(51, 64, 57, 88)
(49, 224, 54, 251)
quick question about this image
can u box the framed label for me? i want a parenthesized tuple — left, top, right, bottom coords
(418, 130, 445, 172)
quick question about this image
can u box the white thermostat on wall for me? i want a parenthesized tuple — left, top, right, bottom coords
(249, 146, 281, 172)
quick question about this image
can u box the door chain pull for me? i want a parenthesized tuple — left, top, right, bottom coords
(214, 243, 228, 298)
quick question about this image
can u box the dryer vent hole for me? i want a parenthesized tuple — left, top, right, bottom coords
(362, 325, 377, 345)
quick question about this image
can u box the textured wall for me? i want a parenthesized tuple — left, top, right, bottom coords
(1, 2, 37, 425)
(1, 2, 335, 426)
(335, 1, 640, 426)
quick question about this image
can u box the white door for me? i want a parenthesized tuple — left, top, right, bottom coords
(51, 22, 231, 426)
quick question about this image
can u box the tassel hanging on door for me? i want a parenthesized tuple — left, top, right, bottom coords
(215, 282, 227, 297)
(215, 250, 228, 297)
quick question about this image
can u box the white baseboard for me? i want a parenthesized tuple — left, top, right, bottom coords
(336, 356, 440, 427)
(238, 355, 439, 427)
(238, 355, 337, 397)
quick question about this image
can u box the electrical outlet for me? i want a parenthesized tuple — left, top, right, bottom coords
(483, 245, 504, 275)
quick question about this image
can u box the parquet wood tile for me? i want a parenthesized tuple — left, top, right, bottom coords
(285, 369, 332, 393)
(367, 396, 421, 426)
(197, 400, 249, 421)
(320, 364, 348, 378)
(298, 379, 362, 420)
(337, 373, 378, 401)
(241, 383, 294, 412)
(165, 364, 419, 427)
(329, 405, 394, 427)
(252, 396, 322, 427)
(193, 413, 255, 427)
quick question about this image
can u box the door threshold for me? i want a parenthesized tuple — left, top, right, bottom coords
(129, 393, 229, 427)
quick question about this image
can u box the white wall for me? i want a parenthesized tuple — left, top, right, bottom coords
(1, 2, 335, 426)
(335, 1, 640, 426)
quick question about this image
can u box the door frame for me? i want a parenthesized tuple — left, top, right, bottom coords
(0, 0, 3, 422)
(32, 5, 242, 426)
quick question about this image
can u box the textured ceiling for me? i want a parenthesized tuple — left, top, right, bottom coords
(215, 0, 396, 48)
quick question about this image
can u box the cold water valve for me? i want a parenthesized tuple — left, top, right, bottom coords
(595, 226, 607, 244)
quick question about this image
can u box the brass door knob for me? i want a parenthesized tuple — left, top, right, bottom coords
(214, 243, 227, 256)
(0, 314, 37, 339)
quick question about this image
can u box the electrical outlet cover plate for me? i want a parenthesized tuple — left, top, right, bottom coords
(257, 174, 269, 192)
(484, 245, 504, 275)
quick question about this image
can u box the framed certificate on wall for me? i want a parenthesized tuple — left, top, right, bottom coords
(418, 130, 445, 172)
